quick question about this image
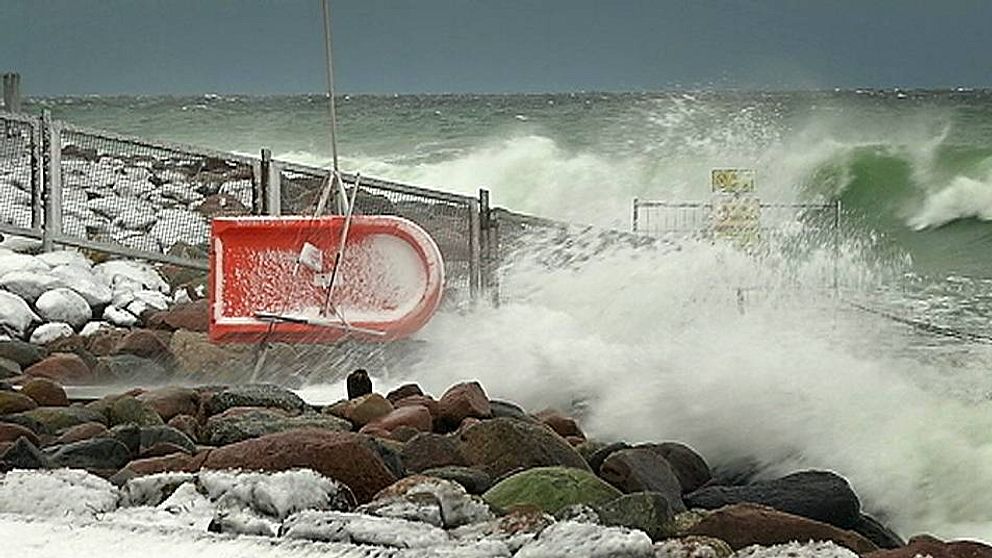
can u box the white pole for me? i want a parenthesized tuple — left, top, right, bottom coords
(320, 0, 340, 173)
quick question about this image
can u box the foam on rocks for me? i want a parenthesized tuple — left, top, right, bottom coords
(0, 469, 120, 516)
(36, 287, 92, 329)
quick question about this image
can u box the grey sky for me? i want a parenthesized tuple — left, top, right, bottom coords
(2, 0, 990, 96)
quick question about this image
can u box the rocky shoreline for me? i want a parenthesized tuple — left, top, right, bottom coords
(1, 365, 988, 557)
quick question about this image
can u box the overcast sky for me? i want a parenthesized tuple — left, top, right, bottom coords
(2, 0, 990, 96)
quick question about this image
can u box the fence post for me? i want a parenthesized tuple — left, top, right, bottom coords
(30, 117, 43, 230)
(253, 149, 266, 215)
(41, 110, 62, 252)
(632, 197, 639, 232)
(266, 158, 282, 216)
(468, 198, 481, 301)
(478, 189, 491, 298)
(2, 73, 21, 113)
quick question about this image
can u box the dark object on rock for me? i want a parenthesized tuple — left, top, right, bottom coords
(686, 503, 877, 554)
(386, 383, 423, 403)
(865, 534, 992, 558)
(685, 470, 861, 529)
(20, 378, 69, 407)
(0, 436, 50, 470)
(599, 447, 686, 512)
(347, 369, 373, 400)
(402, 432, 468, 472)
(636, 442, 711, 494)
(201, 428, 396, 503)
(596, 491, 678, 541)
(422, 466, 493, 495)
(205, 384, 306, 416)
(483, 466, 622, 515)
(855, 514, 906, 550)
(48, 437, 132, 470)
(437, 381, 491, 430)
(458, 417, 590, 479)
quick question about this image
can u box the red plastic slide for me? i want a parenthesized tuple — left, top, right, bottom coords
(209, 216, 444, 343)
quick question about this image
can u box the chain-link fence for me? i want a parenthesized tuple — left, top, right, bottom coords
(0, 113, 41, 239)
(57, 124, 258, 266)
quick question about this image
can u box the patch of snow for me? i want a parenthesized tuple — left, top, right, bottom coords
(37, 250, 92, 269)
(0, 290, 40, 337)
(94, 260, 170, 293)
(0, 234, 42, 252)
(197, 469, 352, 521)
(514, 521, 654, 558)
(731, 542, 860, 558)
(134, 289, 170, 311)
(80, 320, 113, 337)
(0, 253, 50, 274)
(30, 322, 75, 344)
(36, 287, 92, 329)
(49, 264, 113, 307)
(282, 509, 450, 548)
(150, 209, 209, 251)
(0, 469, 120, 516)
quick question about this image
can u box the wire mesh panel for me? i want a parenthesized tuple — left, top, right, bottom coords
(58, 125, 257, 263)
(276, 163, 480, 301)
(0, 114, 40, 234)
(633, 200, 839, 244)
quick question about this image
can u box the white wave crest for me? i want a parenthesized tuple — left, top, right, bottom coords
(909, 172, 992, 229)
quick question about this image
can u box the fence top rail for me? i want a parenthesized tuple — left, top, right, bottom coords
(275, 158, 477, 205)
(0, 111, 39, 125)
(635, 200, 837, 210)
(59, 122, 262, 167)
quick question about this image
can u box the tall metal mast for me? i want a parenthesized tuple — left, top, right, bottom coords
(320, 0, 339, 173)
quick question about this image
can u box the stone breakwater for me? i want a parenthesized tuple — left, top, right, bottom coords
(0, 374, 987, 558)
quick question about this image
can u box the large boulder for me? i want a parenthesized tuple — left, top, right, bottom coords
(685, 503, 877, 554)
(865, 534, 992, 558)
(326, 393, 393, 426)
(636, 442, 711, 494)
(21, 378, 69, 407)
(483, 466, 623, 515)
(0, 290, 40, 338)
(148, 299, 208, 332)
(0, 271, 65, 303)
(0, 422, 40, 446)
(205, 384, 306, 416)
(457, 417, 590, 479)
(0, 437, 50, 470)
(201, 428, 397, 503)
(204, 408, 351, 446)
(107, 396, 165, 427)
(685, 470, 861, 529)
(24, 353, 94, 384)
(36, 288, 92, 329)
(16, 405, 107, 433)
(402, 432, 468, 472)
(137, 425, 196, 455)
(599, 447, 686, 512)
(436, 381, 491, 429)
(534, 409, 584, 439)
(0, 339, 46, 367)
(361, 405, 432, 435)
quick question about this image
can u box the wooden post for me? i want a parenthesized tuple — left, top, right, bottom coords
(42, 110, 63, 252)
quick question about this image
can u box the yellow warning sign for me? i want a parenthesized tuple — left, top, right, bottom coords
(711, 169, 756, 194)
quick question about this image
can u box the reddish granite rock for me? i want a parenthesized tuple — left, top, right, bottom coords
(394, 395, 440, 419)
(386, 383, 424, 404)
(866, 535, 992, 558)
(137, 386, 199, 421)
(0, 391, 38, 414)
(201, 428, 396, 503)
(437, 382, 491, 429)
(119, 450, 210, 477)
(85, 328, 127, 357)
(114, 330, 172, 360)
(20, 378, 69, 407)
(401, 432, 469, 473)
(686, 503, 877, 554)
(148, 300, 209, 332)
(24, 353, 93, 384)
(0, 423, 40, 446)
(362, 405, 433, 435)
(534, 409, 584, 439)
(54, 422, 108, 445)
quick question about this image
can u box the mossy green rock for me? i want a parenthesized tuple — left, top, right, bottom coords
(0, 391, 38, 414)
(17, 406, 107, 432)
(482, 466, 622, 515)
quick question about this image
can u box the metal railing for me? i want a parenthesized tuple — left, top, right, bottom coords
(633, 198, 841, 240)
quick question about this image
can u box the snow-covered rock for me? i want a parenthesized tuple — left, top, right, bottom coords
(0, 289, 40, 337)
(0, 270, 66, 303)
(150, 209, 209, 251)
(731, 542, 859, 558)
(88, 196, 157, 220)
(30, 321, 76, 344)
(281, 510, 450, 548)
(81, 320, 113, 336)
(95, 260, 170, 293)
(514, 521, 654, 558)
(36, 287, 92, 329)
(0, 253, 50, 274)
(115, 209, 158, 230)
(196, 469, 355, 521)
(37, 250, 93, 269)
(0, 234, 42, 252)
(104, 305, 139, 327)
(0, 469, 120, 516)
(50, 264, 113, 306)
